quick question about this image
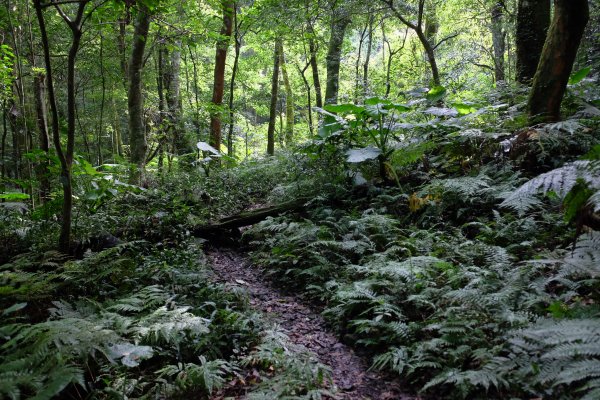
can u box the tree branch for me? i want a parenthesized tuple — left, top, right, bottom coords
(433, 32, 460, 50)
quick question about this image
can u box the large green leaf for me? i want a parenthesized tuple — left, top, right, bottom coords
(569, 67, 591, 85)
(426, 86, 447, 102)
(452, 102, 478, 115)
(323, 103, 364, 115)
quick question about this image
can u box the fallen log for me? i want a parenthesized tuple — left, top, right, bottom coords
(192, 197, 310, 238)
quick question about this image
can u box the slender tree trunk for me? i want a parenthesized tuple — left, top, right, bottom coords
(267, 39, 281, 156)
(355, 23, 367, 102)
(491, 2, 506, 83)
(33, 73, 50, 203)
(278, 42, 294, 146)
(362, 13, 374, 99)
(516, 0, 550, 84)
(325, 5, 350, 105)
(209, 0, 234, 152)
(187, 45, 202, 141)
(98, 30, 106, 165)
(117, 18, 129, 89)
(165, 40, 184, 154)
(157, 45, 166, 174)
(34, 0, 87, 252)
(128, 5, 151, 182)
(528, 0, 589, 122)
(227, 4, 241, 156)
(298, 62, 314, 136)
(1, 102, 7, 183)
(307, 29, 322, 108)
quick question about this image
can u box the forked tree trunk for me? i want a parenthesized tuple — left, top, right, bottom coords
(516, 0, 550, 84)
(33, 0, 87, 252)
(528, 0, 589, 122)
(128, 5, 151, 182)
(267, 39, 281, 156)
(209, 0, 234, 152)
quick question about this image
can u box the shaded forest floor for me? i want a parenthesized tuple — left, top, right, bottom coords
(208, 248, 414, 400)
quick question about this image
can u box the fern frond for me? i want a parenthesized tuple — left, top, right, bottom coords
(501, 161, 600, 214)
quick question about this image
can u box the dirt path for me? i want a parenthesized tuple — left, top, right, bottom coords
(208, 248, 416, 400)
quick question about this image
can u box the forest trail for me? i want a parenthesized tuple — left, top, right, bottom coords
(208, 248, 416, 400)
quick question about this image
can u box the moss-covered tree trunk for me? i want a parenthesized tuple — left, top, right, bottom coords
(528, 0, 589, 122)
(128, 5, 151, 182)
(516, 0, 550, 84)
(325, 5, 350, 105)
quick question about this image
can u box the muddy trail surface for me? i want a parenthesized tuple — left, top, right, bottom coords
(208, 248, 416, 400)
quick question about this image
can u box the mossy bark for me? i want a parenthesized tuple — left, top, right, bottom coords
(325, 5, 351, 105)
(528, 0, 589, 123)
(516, 0, 550, 84)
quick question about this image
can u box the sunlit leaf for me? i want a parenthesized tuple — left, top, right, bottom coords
(346, 147, 381, 163)
(426, 85, 447, 102)
(569, 67, 591, 85)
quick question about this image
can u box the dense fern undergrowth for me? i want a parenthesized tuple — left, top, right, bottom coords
(2, 85, 600, 399)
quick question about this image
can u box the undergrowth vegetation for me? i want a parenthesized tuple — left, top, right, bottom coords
(0, 239, 331, 399)
(2, 84, 600, 399)
(243, 104, 600, 398)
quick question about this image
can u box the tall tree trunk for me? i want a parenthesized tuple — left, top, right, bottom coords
(307, 29, 322, 108)
(325, 5, 350, 105)
(98, 30, 106, 165)
(165, 41, 184, 154)
(491, 2, 506, 83)
(528, 0, 589, 122)
(156, 45, 167, 174)
(128, 5, 151, 182)
(227, 4, 241, 156)
(355, 23, 368, 102)
(278, 41, 294, 146)
(33, 0, 86, 252)
(267, 39, 281, 156)
(1, 102, 7, 183)
(33, 73, 50, 203)
(362, 13, 374, 99)
(516, 0, 550, 84)
(209, 0, 234, 153)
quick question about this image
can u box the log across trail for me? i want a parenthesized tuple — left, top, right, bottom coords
(193, 198, 310, 237)
(208, 248, 416, 400)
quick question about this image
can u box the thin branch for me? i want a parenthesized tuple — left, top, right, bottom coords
(433, 32, 460, 50)
(471, 61, 494, 71)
